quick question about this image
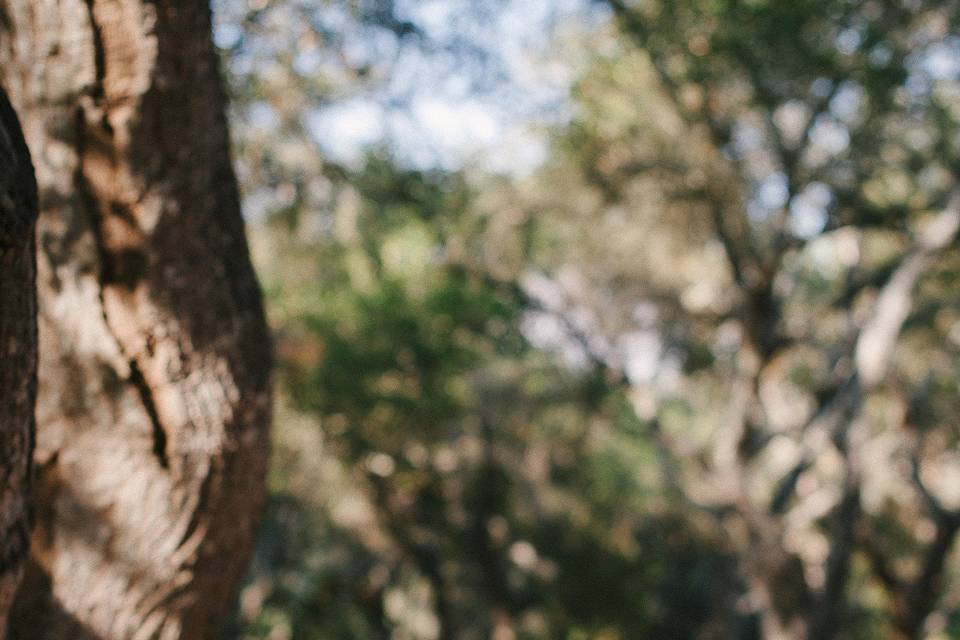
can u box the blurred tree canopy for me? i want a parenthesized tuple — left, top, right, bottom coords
(216, 0, 960, 638)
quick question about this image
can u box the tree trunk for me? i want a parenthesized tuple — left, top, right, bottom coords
(0, 84, 37, 637)
(0, 2, 272, 638)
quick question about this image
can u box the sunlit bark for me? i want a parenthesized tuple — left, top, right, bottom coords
(0, 2, 271, 638)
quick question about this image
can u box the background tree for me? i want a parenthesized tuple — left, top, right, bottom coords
(0, 85, 36, 636)
(0, 2, 271, 638)
(529, 1, 960, 636)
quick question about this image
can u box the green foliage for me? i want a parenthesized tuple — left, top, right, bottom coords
(236, 153, 734, 638)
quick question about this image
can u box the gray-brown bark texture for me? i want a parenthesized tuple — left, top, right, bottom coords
(0, 2, 272, 638)
(0, 85, 37, 637)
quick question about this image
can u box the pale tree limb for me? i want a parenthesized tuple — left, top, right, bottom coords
(769, 196, 960, 639)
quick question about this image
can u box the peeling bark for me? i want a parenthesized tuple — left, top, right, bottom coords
(0, 2, 272, 638)
(0, 84, 37, 638)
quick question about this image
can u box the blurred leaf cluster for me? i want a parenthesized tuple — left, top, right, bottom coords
(235, 150, 733, 639)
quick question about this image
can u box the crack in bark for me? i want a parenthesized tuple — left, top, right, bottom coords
(78, 149, 171, 471)
(83, 0, 106, 99)
(75, 2, 170, 473)
(128, 359, 169, 469)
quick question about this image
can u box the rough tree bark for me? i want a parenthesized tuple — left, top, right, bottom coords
(0, 85, 37, 637)
(0, 2, 272, 638)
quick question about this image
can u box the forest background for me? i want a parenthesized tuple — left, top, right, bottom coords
(209, 0, 960, 638)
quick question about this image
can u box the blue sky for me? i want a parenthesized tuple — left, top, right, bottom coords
(214, 0, 607, 174)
